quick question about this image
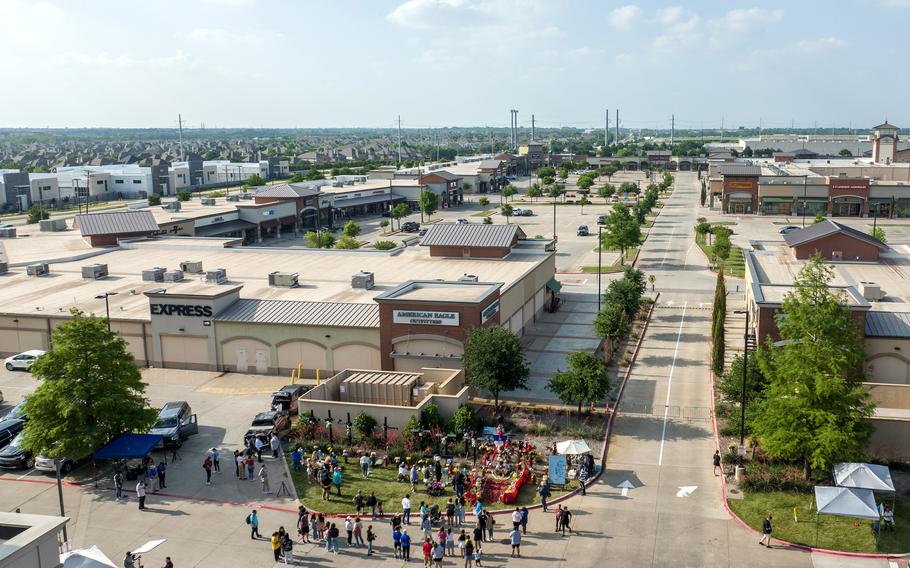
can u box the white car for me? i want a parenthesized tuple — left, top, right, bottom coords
(4, 350, 45, 371)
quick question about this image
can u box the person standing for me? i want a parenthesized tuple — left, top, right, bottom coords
(354, 517, 364, 546)
(162, 556, 174, 568)
(255, 435, 265, 462)
(759, 514, 773, 547)
(113, 471, 124, 500)
(463, 538, 474, 568)
(485, 513, 494, 542)
(157, 461, 167, 489)
(393, 525, 403, 559)
(282, 532, 294, 564)
(519, 507, 529, 534)
(203, 455, 213, 486)
(136, 480, 147, 510)
(401, 529, 412, 561)
(212, 448, 221, 473)
(433, 539, 445, 568)
(147, 462, 159, 493)
(402, 494, 412, 525)
(509, 527, 521, 557)
(330, 522, 340, 554)
(234, 450, 241, 478)
(560, 507, 572, 535)
(511, 507, 522, 530)
(422, 537, 433, 567)
(367, 524, 376, 555)
(249, 509, 261, 539)
(292, 447, 302, 472)
(446, 528, 455, 556)
(360, 453, 371, 477)
(455, 498, 465, 526)
(270, 532, 281, 562)
(123, 551, 139, 568)
(476, 510, 486, 543)
(446, 500, 456, 526)
(553, 505, 562, 532)
(539, 481, 551, 512)
(578, 464, 588, 496)
(298, 508, 310, 543)
(259, 463, 271, 494)
(367, 491, 378, 520)
(345, 516, 354, 545)
(270, 434, 280, 459)
(471, 525, 483, 550)
(332, 467, 343, 497)
(410, 464, 419, 492)
(713, 450, 722, 476)
(245, 454, 255, 482)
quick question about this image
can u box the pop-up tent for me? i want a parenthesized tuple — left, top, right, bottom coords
(833, 462, 895, 493)
(93, 433, 162, 461)
(556, 439, 591, 455)
(814, 486, 880, 546)
(61, 545, 117, 568)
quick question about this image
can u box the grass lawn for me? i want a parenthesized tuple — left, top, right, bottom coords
(695, 232, 745, 277)
(471, 210, 493, 217)
(728, 492, 910, 554)
(710, 221, 738, 226)
(288, 456, 566, 515)
(641, 220, 654, 229)
(580, 265, 626, 274)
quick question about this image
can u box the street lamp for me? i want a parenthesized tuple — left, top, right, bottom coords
(732, 308, 752, 461)
(95, 292, 119, 332)
(56, 459, 68, 544)
(597, 225, 603, 312)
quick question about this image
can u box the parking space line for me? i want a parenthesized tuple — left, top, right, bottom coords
(658, 301, 687, 467)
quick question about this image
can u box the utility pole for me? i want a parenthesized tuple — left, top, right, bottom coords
(489, 128, 493, 154)
(397, 115, 402, 167)
(435, 132, 440, 162)
(670, 114, 675, 146)
(615, 109, 619, 145)
(605, 109, 609, 150)
(531, 114, 535, 141)
(759, 117, 763, 140)
(177, 113, 186, 161)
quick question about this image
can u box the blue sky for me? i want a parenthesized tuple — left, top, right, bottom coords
(1, 0, 908, 130)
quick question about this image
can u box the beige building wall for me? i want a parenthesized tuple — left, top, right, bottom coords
(866, 417, 910, 461)
(865, 338, 910, 384)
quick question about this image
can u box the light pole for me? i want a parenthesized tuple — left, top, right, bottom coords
(56, 459, 68, 544)
(95, 292, 118, 332)
(597, 225, 603, 312)
(801, 175, 807, 228)
(732, 308, 751, 461)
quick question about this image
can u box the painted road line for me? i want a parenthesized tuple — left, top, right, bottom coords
(658, 301, 688, 467)
(676, 485, 698, 497)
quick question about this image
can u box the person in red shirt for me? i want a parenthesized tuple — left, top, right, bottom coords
(422, 537, 434, 567)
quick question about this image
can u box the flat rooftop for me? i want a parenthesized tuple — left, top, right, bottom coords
(0, 222, 95, 264)
(0, 237, 548, 321)
(319, 179, 420, 194)
(147, 200, 240, 224)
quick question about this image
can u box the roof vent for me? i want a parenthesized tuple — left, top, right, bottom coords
(206, 268, 228, 284)
(26, 263, 49, 277)
(142, 267, 165, 282)
(161, 201, 181, 211)
(163, 269, 184, 282)
(458, 274, 479, 283)
(268, 271, 299, 288)
(180, 260, 203, 273)
(239, 192, 253, 200)
(0, 227, 16, 238)
(201, 197, 216, 206)
(226, 194, 240, 202)
(351, 271, 375, 290)
(82, 263, 108, 280)
(859, 281, 884, 302)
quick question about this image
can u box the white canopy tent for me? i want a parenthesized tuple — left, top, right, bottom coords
(556, 439, 591, 455)
(61, 546, 117, 568)
(814, 486, 881, 547)
(833, 462, 895, 493)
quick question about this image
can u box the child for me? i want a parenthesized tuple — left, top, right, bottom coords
(378, 500, 384, 517)
(474, 544, 482, 567)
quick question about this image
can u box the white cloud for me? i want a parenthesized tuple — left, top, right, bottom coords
(873, 0, 910, 6)
(714, 7, 783, 33)
(567, 46, 594, 57)
(188, 28, 229, 42)
(387, 0, 468, 28)
(794, 36, 846, 52)
(47, 50, 190, 69)
(656, 6, 684, 25)
(608, 4, 640, 29)
(199, 0, 252, 5)
(418, 47, 467, 67)
(187, 27, 279, 46)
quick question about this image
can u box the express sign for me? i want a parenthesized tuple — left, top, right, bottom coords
(393, 310, 459, 326)
(150, 304, 213, 317)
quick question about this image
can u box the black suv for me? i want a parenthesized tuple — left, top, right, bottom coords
(401, 221, 420, 233)
(0, 418, 26, 450)
(271, 385, 310, 415)
(244, 410, 291, 443)
(0, 432, 33, 469)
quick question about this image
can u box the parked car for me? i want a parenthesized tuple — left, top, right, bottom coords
(0, 432, 34, 469)
(418, 228, 429, 236)
(597, 215, 606, 225)
(778, 225, 801, 234)
(0, 418, 25, 450)
(456, 218, 470, 224)
(149, 401, 198, 448)
(577, 225, 590, 236)
(505, 175, 517, 181)
(556, 178, 568, 185)
(244, 410, 291, 443)
(4, 349, 45, 371)
(0, 390, 4, 404)
(272, 385, 310, 415)
(35, 454, 79, 475)
(514, 209, 534, 217)
(401, 221, 420, 233)
(1, 399, 27, 422)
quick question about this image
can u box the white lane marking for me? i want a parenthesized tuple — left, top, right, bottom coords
(618, 480, 634, 497)
(658, 301, 687, 466)
(16, 468, 37, 480)
(676, 486, 698, 497)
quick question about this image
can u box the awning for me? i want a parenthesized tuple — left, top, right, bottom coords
(760, 197, 794, 202)
(329, 194, 404, 209)
(833, 462, 895, 492)
(546, 278, 562, 293)
(195, 219, 257, 237)
(556, 439, 591, 455)
(814, 486, 880, 520)
(93, 433, 162, 461)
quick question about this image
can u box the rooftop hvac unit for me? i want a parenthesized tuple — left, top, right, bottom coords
(27, 263, 49, 277)
(0, 262, 7, 275)
(142, 267, 166, 282)
(200, 197, 215, 205)
(0, 227, 16, 238)
(163, 269, 184, 282)
(226, 194, 240, 202)
(161, 201, 181, 211)
(268, 271, 299, 288)
(38, 218, 67, 232)
(859, 281, 884, 302)
(458, 274, 479, 283)
(81, 263, 109, 280)
(206, 268, 227, 284)
(179, 260, 203, 273)
(351, 271, 375, 290)
(239, 192, 253, 200)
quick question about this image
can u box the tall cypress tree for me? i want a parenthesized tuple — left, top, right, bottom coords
(712, 269, 726, 375)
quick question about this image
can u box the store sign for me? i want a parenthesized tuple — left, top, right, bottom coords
(481, 300, 500, 324)
(830, 182, 868, 191)
(727, 180, 754, 190)
(393, 309, 459, 326)
(150, 304, 213, 317)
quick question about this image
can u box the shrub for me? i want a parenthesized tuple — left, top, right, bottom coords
(147, 193, 162, 206)
(478, 197, 490, 207)
(353, 411, 377, 440)
(304, 231, 335, 248)
(448, 405, 481, 434)
(482, 217, 492, 224)
(342, 220, 362, 238)
(208, 190, 226, 198)
(26, 204, 49, 224)
(334, 235, 361, 249)
(740, 462, 814, 493)
(176, 189, 191, 202)
(419, 403, 443, 429)
(372, 240, 397, 250)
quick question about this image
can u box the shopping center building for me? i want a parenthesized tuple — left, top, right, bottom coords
(0, 222, 556, 377)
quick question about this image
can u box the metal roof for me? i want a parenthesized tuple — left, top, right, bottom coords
(873, 122, 899, 130)
(194, 219, 257, 237)
(76, 210, 159, 236)
(865, 312, 910, 338)
(419, 223, 525, 248)
(343, 371, 419, 386)
(718, 164, 761, 176)
(422, 171, 460, 182)
(254, 184, 320, 199)
(215, 298, 379, 328)
(479, 159, 503, 170)
(783, 219, 888, 250)
(330, 194, 404, 209)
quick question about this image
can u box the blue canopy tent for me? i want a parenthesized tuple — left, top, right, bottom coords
(93, 434, 163, 461)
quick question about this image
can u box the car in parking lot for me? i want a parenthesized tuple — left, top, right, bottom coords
(456, 218, 470, 224)
(556, 178, 568, 185)
(418, 228, 428, 236)
(149, 401, 198, 448)
(0, 418, 25, 450)
(513, 208, 534, 217)
(0, 433, 33, 469)
(778, 225, 801, 234)
(271, 385, 310, 415)
(1, 399, 27, 422)
(401, 221, 420, 233)
(244, 410, 291, 443)
(4, 349, 45, 371)
(597, 215, 606, 225)
(577, 225, 590, 236)
(35, 454, 79, 475)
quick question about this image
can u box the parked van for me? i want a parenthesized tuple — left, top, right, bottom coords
(150, 401, 198, 448)
(271, 385, 310, 415)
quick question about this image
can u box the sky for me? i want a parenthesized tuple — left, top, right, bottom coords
(1, 0, 909, 130)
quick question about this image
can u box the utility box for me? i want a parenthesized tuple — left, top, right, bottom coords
(0, 227, 16, 238)
(226, 194, 240, 202)
(351, 271, 375, 290)
(180, 260, 203, 273)
(39, 218, 67, 232)
(81, 263, 109, 279)
(0, 262, 7, 275)
(163, 269, 184, 282)
(201, 197, 215, 205)
(142, 267, 166, 282)
(268, 271, 299, 288)
(27, 263, 49, 277)
(458, 274, 479, 283)
(161, 201, 181, 212)
(239, 192, 253, 200)
(859, 281, 884, 301)
(206, 268, 227, 284)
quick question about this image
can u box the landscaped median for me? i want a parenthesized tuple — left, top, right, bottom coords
(694, 220, 744, 277)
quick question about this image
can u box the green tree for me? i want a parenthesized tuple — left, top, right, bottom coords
(603, 266, 645, 320)
(618, 181, 638, 195)
(871, 227, 887, 244)
(176, 189, 191, 202)
(243, 173, 265, 188)
(718, 352, 768, 433)
(304, 168, 325, 181)
(342, 220, 362, 238)
(335, 235, 361, 249)
(419, 403, 444, 429)
(478, 196, 490, 207)
(391, 203, 412, 230)
(838, 148, 853, 157)
(601, 203, 642, 264)
(463, 326, 529, 408)
(500, 203, 514, 224)
(712, 227, 732, 265)
(548, 352, 610, 413)
(379, 219, 390, 234)
(501, 185, 517, 202)
(813, 211, 825, 224)
(448, 405, 481, 434)
(303, 230, 335, 248)
(576, 176, 594, 191)
(578, 195, 591, 214)
(547, 185, 562, 199)
(597, 184, 615, 203)
(753, 255, 874, 477)
(353, 411, 377, 439)
(21, 310, 157, 462)
(147, 193, 162, 206)
(289, 172, 305, 183)
(527, 184, 542, 201)
(536, 166, 555, 178)
(594, 302, 630, 343)
(700, 182, 706, 206)
(419, 190, 439, 221)
(26, 204, 49, 224)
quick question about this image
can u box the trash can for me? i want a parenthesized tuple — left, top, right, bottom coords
(734, 466, 745, 482)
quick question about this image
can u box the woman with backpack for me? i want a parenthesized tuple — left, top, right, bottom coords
(203, 455, 213, 486)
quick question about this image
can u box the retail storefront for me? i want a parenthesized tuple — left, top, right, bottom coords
(760, 197, 794, 215)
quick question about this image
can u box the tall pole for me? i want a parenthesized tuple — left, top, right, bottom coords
(435, 132, 439, 162)
(615, 109, 619, 145)
(597, 225, 603, 312)
(670, 114, 675, 146)
(605, 109, 609, 151)
(104, 294, 111, 332)
(802, 175, 807, 228)
(552, 194, 557, 243)
(56, 461, 68, 544)
(397, 115, 402, 167)
(531, 114, 535, 141)
(177, 113, 185, 161)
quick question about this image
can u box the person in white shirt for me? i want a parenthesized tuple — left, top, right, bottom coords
(135, 480, 147, 510)
(402, 494, 412, 525)
(511, 507, 522, 530)
(360, 454, 371, 477)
